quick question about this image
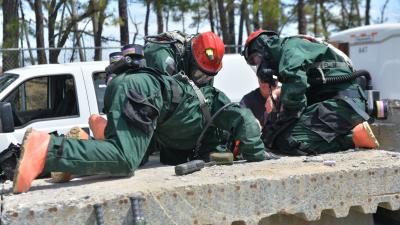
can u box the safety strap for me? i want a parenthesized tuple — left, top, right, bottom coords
(334, 91, 373, 123)
(174, 72, 212, 124)
(313, 61, 349, 69)
(169, 80, 182, 104)
(338, 89, 366, 101)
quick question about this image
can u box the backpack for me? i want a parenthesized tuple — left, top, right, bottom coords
(144, 31, 195, 75)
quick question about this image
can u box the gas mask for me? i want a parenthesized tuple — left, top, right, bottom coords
(188, 52, 215, 86)
(256, 59, 277, 86)
(191, 69, 213, 86)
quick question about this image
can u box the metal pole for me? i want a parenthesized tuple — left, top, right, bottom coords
(93, 203, 106, 225)
(129, 196, 146, 225)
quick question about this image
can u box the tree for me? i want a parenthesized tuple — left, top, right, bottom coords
(46, 1, 99, 63)
(207, 0, 215, 32)
(91, 0, 109, 61)
(312, 0, 318, 36)
(155, 0, 164, 33)
(261, 0, 280, 31)
(297, 0, 307, 34)
(69, 0, 86, 62)
(2, 0, 20, 71)
(277, 2, 296, 35)
(238, 0, 250, 52)
(252, 0, 261, 30)
(19, 2, 35, 65)
(118, 0, 129, 45)
(170, 0, 191, 33)
(189, 0, 208, 33)
(347, 0, 361, 27)
(378, 0, 390, 24)
(33, 0, 47, 64)
(216, 0, 228, 44)
(339, 0, 348, 29)
(319, 0, 328, 38)
(163, 1, 171, 31)
(46, 0, 67, 63)
(365, 0, 371, 25)
(243, 0, 251, 36)
(353, 0, 361, 26)
(143, 0, 151, 36)
(226, 0, 236, 53)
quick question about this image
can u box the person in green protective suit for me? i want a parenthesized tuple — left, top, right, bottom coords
(242, 30, 380, 156)
(13, 31, 266, 193)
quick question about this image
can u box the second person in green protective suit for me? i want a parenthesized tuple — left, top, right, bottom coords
(13, 31, 266, 194)
(241, 30, 379, 156)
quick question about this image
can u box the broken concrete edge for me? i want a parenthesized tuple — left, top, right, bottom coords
(2, 150, 400, 225)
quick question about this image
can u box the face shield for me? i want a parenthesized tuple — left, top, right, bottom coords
(242, 36, 267, 66)
(244, 49, 263, 76)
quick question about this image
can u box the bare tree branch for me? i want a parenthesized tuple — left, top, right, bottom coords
(379, 0, 390, 23)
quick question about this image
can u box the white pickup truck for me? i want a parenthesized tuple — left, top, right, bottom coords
(0, 54, 258, 151)
(0, 61, 109, 151)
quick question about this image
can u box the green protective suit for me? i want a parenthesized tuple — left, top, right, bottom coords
(144, 41, 179, 76)
(43, 45, 265, 177)
(262, 36, 367, 155)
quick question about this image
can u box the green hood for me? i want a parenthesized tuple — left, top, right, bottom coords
(144, 42, 177, 76)
(265, 35, 284, 69)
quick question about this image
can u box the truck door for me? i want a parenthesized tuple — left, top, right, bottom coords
(80, 63, 108, 116)
(0, 73, 90, 149)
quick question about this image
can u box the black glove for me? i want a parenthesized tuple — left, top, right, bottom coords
(262, 109, 301, 148)
(264, 150, 281, 160)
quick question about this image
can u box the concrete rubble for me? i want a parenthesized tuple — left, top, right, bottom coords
(1, 150, 400, 225)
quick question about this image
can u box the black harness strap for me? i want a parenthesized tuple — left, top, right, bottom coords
(173, 72, 212, 125)
(335, 90, 373, 123)
(169, 80, 182, 104)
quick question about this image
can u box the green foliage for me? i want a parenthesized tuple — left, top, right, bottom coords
(189, 0, 208, 29)
(3, 18, 19, 48)
(260, 0, 281, 31)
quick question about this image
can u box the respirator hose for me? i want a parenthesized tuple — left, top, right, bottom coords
(309, 69, 371, 86)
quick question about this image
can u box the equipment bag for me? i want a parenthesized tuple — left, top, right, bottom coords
(0, 143, 21, 182)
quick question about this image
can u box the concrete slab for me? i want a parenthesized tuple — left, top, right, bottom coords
(259, 208, 374, 225)
(1, 150, 400, 225)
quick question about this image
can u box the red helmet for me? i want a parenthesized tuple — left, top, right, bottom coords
(242, 29, 278, 61)
(191, 31, 224, 75)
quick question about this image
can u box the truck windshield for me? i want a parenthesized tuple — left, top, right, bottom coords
(0, 73, 18, 93)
